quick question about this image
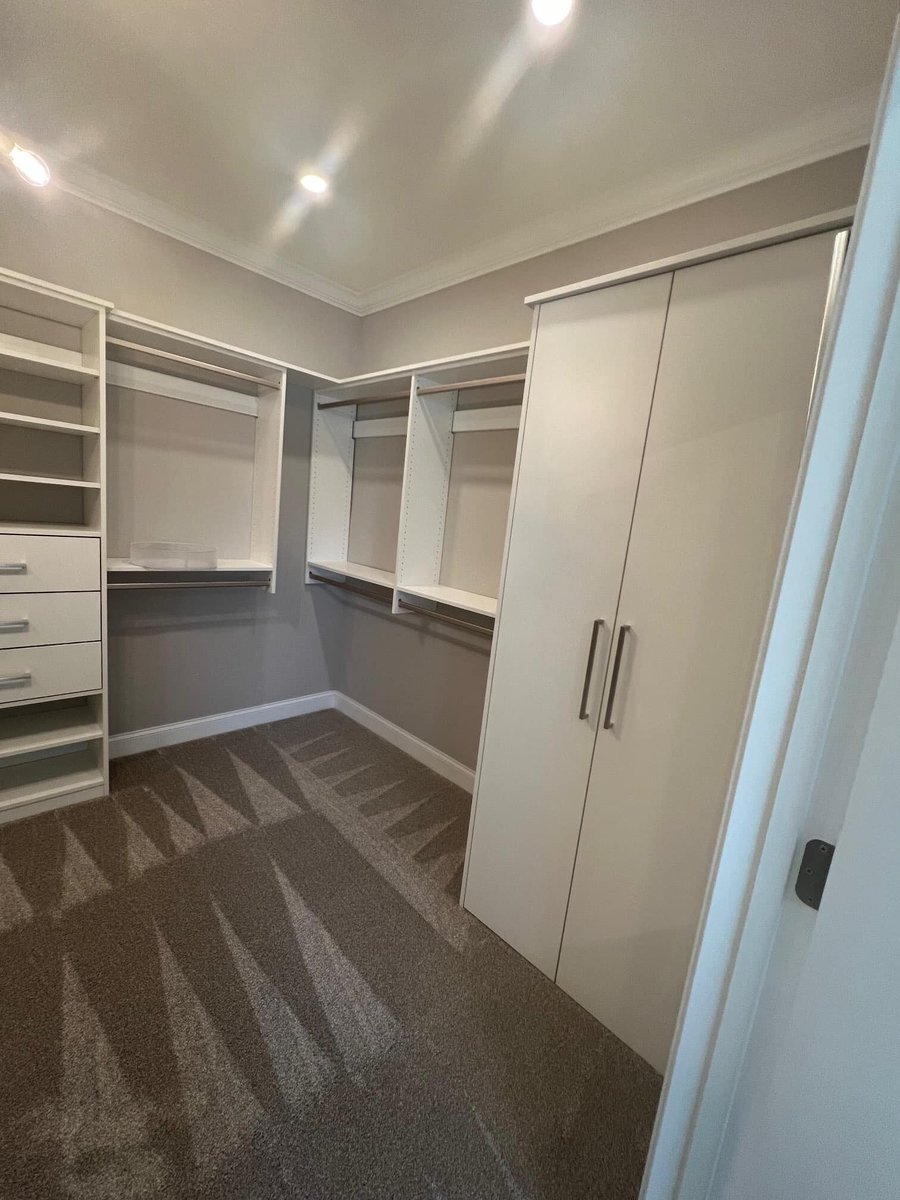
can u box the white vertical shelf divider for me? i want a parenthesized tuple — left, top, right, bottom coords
(394, 376, 456, 614)
(306, 400, 356, 579)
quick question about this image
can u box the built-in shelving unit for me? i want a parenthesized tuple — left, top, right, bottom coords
(105, 313, 287, 593)
(307, 344, 528, 636)
(0, 268, 110, 823)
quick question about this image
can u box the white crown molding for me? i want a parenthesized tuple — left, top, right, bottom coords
(357, 89, 877, 314)
(51, 156, 364, 315)
(38, 88, 875, 319)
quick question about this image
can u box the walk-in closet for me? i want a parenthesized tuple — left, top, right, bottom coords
(0, 4, 896, 1199)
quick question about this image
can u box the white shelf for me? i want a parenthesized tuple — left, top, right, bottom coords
(399, 583, 497, 618)
(0, 334, 99, 384)
(0, 708, 103, 762)
(0, 749, 104, 812)
(0, 522, 100, 538)
(0, 470, 101, 490)
(106, 558, 272, 572)
(309, 559, 396, 588)
(0, 410, 100, 436)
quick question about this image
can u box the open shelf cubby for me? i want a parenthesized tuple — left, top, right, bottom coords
(0, 271, 106, 535)
(308, 345, 528, 629)
(105, 314, 287, 591)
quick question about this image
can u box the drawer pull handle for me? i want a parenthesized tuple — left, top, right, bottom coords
(0, 620, 29, 633)
(0, 672, 31, 687)
(0, 562, 27, 574)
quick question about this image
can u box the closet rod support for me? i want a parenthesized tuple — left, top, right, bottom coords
(308, 571, 393, 605)
(397, 599, 493, 638)
(318, 391, 410, 410)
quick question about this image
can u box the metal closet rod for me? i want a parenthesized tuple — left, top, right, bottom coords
(308, 571, 392, 604)
(108, 578, 271, 591)
(317, 372, 527, 410)
(309, 572, 494, 638)
(396, 599, 493, 638)
(107, 337, 276, 390)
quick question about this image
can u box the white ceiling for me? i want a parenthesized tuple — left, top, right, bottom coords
(0, 0, 894, 314)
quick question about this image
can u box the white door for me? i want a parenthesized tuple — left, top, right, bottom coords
(711, 499, 900, 1199)
(557, 233, 841, 1072)
(463, 273, 673, 977)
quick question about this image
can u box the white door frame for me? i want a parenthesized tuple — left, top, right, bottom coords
(641, 19, 900, 1199)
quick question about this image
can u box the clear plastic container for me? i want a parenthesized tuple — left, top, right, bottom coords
(129, 541, 217, 570)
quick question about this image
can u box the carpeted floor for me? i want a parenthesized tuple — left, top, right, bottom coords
(0, 709, 661, 1199)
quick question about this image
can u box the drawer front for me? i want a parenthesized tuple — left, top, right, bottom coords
(0, 535, 100, 593)
(0, 592, 101, 649)
(0, 643, 102, 706)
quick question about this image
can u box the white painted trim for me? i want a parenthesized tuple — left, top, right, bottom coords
(107, 688, 475, 792)
(14, 90, 874, 317)
(333, 693, 475, 792)
(109, 692, 337, 758)
(526, 209, 854, 307)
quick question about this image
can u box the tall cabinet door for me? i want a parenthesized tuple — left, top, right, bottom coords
(556, 232, 842, 1072)
(463, 272, 673, 977)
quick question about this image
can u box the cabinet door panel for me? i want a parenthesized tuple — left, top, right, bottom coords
(557, 232, 841, 1071)
(463, 273, 673, 976)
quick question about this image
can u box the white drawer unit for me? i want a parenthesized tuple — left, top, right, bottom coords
(0, 592, 101, 648)
(0, 535, 101, 593)
(0, 642, 102, 706)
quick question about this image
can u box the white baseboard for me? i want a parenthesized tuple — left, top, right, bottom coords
(109, 691, 336, 759)
(333, 693, 475, 792)
(109, 689, 475, 792)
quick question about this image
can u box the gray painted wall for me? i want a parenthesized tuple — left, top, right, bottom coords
(359, 148, 867, 370)
(0, 185, 359, 376)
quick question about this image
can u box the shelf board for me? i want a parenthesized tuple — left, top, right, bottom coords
(398, 582, 497, 618)
(0, 708, 103, 762)
(0, 410, 100, 436)
(106, 558, 272, 573)
(0, 336, 99, 384)
(0, 749, 104, 812)
(0, 522, 99, 538)
(308, 559, 396, 589)
(0, 470, 101, 490)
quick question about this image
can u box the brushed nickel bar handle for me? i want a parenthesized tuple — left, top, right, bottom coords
(579, 618, 605, 720)
(0, 562, 27, 574)
(0, 620, 29, 632)
(0, 672, 31, 687)
(603, 624, 632, 731)
(397, 599, 493, 639)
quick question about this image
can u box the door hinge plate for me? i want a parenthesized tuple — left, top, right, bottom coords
(795, 839, 835, 910)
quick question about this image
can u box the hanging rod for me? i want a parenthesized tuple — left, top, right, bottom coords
(107, 338, 276, 390)
(308, 571, 393, 604)
(317, 372, 526, 411)
(108, 579, 271, 591)
(417, 373, 526, 396)
(397, 598, 493, 638)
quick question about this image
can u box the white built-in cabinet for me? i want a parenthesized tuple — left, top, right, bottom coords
(307, 349, 527, 635)
(0, 269, 110, 820)
(463, 228, 848, 1072)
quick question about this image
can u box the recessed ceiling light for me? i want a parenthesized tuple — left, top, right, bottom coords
(9, 144, 51, 187)
(531, 0, 573, 26)
(300, 173, 329, 195)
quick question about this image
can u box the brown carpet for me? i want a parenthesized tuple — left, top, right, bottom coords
(0, 709, 661, 1199)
